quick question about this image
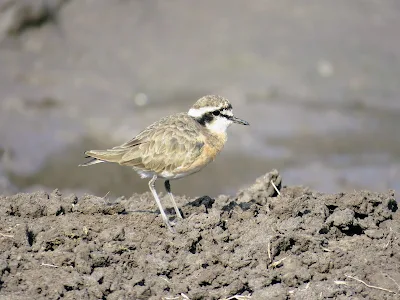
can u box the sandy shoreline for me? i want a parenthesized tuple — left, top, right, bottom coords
(0, 170, 398, 299)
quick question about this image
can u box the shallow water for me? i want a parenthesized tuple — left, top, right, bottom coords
(0, 0, 399, 198)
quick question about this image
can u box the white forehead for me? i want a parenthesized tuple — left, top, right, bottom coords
(188, 106, 217, 117)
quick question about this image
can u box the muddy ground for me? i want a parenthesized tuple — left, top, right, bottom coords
(0, 170, 399, 300)
(1, 0, 400, 199)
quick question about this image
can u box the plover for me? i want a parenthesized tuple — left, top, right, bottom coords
(80, 95, 249, 232)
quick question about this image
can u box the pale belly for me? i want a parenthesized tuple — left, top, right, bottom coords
(136, 164, 206, 180)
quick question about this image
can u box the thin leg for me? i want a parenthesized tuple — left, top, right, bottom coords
(148, 175, 174, 232)
(165, 180, 183, 219)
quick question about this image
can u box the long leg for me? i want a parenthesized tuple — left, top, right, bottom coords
(165, 180, 183, 219)
(148, 175, 174, 232)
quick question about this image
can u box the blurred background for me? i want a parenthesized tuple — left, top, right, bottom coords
(0, 0, 399, 199)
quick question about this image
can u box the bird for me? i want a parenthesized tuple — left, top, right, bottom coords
(79, 95, 249, 232)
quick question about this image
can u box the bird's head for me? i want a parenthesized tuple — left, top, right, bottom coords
(188, 95, 249, 134)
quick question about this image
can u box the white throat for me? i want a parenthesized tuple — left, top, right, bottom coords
(206, 116, 232, 134)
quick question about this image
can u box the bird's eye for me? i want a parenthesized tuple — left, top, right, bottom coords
(212, 111, 220, 116)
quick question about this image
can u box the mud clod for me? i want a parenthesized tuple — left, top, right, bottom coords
(0, 171, 399, 299)
(187, 196, 215, 213)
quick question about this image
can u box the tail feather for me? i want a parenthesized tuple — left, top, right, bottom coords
(79, 157, 105, 167)
(79, 149, 126, 167)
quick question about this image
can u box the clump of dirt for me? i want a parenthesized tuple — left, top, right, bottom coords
(0, 170, 399, 299)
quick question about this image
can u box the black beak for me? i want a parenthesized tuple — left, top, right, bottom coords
(231, 115, 249, 125)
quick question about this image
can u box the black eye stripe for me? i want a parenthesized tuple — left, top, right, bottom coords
(221, 114, 231, 120)
(196, 113, 213, 125)
(213, 107, 231, 115)
(195, 107, 232, 125)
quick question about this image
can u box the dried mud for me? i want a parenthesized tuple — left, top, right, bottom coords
(0, 170, 399, 300)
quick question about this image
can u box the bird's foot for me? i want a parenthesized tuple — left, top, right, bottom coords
(175, 209, 183, 219)
(166, 221, 176, 233)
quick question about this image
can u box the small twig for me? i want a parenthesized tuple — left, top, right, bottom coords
(225, 295, 252, 300)
(345, 275, 397, 294)
(381, 272, 400, 291)
(270, 180, 281, 196)
(102, 191, 110, 199)
(383, 239, 391, 249)
(160, 276, 172, 284)
(383, 227, 393, 249)
(82, 226, 89, 235)
(0, 232, 14, 238)
(300, 282, 310, 291)
(334, 280, 348, 285)
(321, 247, 332, 252)
(41, 263, 58, 268)
(163, 294, 190, 300)
(270, 256, 288, 268)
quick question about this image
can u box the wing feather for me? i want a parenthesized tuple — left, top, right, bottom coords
(118, 113, 205, 174)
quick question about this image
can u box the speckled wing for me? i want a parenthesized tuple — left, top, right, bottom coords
(117, 113, 205, 175)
